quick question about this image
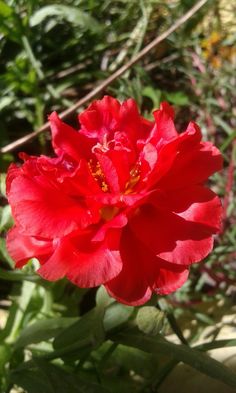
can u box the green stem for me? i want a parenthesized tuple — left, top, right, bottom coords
(0, 267, 39, 282)
(157, 300, 188, 346)
(21, 35, 60, 100)
(150, 359, 178, 391)
(99, 342, 118, 369)
(196, 339, 236, 352)
(21, 36, 44, 79)
(166, 312, 189, 346)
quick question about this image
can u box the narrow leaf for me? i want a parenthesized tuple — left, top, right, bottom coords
(113, 330, 236, 389)
(30, 5, 101, 33)
(15, 318, 77, 349)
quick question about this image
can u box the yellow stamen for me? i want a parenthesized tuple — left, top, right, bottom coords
(125, 163, 141, 194)
(88, 160, 109, 192)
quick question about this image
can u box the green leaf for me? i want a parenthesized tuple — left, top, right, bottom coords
(164, 91, 189, 106)
(30, 5, 101, 33)
(220, 130, 236, 152)
(34, 358, 110, 392)
(214, 116, 233, 136)
(10, 368, 52, 393)
(10, 359, 110, 393)
(108, 344, 159, 379)
(52, 307, 105, 359)
(96, 285, 114, 309)
(104, 303, 134, 332)
(0, 96, 14, 111)
(194, 312, 214, 325)
(0, 1, 12, 18)
(0, 1, 21, 42)
(136, 306, 165, 336)
(0, 344, 11, 374)
(0, 205, 13, 231)
(15, 317, 77, 349)
(0, 239, 14, 267)
(0, 173, 6, 197)
(142, 87, 162, 109)
(196, 339, 236, 352)
(7, 281, 36, 343)
(0, 265, 39, 281)
(113, 329, 236, 389)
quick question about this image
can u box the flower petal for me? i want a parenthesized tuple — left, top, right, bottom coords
(92, 213, 128, 242)
(152, 260, 189, 295)
(157, 130, 222, 189)
(96, 153, 120, 193)
(79, 96, 121, 140)
(119, 98, 153, 142)
(38, 231, 123, 287)
(9, 175, 96, 238)
(130, 200, 219, 266)
(138, 143, 158, 184)
(150, 185, 222, 231)
(6, 226, 54, 268)
(106, 149, 132, 191)
(147, 121, 202, 186)
(105, 226, 152, 306)
(6, 163, 22, 196)
(149, 102, 178, 146)
(49, 112, 92, 161)
(106, 226, 189, 304)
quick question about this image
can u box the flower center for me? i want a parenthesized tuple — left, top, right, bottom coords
(125, 163, 141, 194)
(92, 134, 110, 153)
(88, 158, 141, 195)
(100, 206, 119, 221)
(88, 160, 109, 192)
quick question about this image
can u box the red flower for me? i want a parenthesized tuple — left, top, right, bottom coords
(6, 96, 222, 305)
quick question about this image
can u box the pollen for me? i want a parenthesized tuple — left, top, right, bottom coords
(88, 159, 109, 192)
(101, 181, 109, 192)
(125, 163, 141, 194)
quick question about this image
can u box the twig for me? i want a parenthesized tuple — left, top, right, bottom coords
(109, 0, 152, 72)
(0, 0, 208, 154)
(144, 53, 179, 72)
(50, 60, 92, 80)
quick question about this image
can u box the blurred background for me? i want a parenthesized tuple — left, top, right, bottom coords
(0, 1, 235, 392)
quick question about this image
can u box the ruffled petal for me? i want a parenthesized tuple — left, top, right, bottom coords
(152, 260, 189, 295)
(119, 98, 153, 142)
(79, 96, 121, 140)
(150, 185, 222, 231)
(59, 159, 102, 196)
(92, 212, 128, 242)
(6, 226, 54, 268)
(95, 153, 120, 193)
(79, 96, 153, 145)
(130, 195, 220, 266)
(106, 149, 132, 191)
(138, 143, 158, 184)
(106, 226, 189, 304)
(157, 138, 223, 190)
(6, 163, 22, 196)
(147, 121, 202, 187)
(49, 112, 92, 161)
(105, 226, 152, 306)
(170, 186, 222, 230)
(148, 102, 178, 147)
(9, 175, 97, 238)
(38, 230, 122, 287)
